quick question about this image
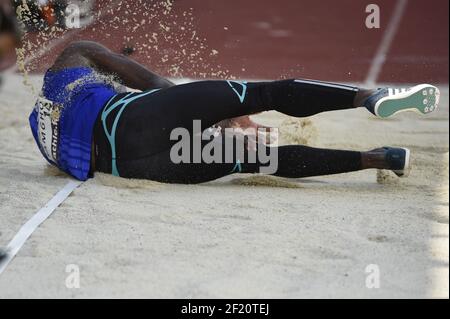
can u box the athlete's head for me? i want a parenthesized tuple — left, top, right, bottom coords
(0, 1, 22, 63)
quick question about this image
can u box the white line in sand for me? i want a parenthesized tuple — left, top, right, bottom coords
(0, 180, 82, 276)
(365, 0, 408, 87)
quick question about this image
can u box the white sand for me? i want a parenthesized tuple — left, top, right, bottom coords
(0, 74, 448, 298)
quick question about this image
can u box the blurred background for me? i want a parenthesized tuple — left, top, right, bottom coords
(1, 0, 449, 84)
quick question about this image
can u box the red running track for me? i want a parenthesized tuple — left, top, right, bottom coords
(7, 0, 449, 84)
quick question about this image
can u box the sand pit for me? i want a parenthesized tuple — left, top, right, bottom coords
(0, 74, 448, 298)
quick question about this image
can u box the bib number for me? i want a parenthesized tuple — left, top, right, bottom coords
(36, 97, 61, 163)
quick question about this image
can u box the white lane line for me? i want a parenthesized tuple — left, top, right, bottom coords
(4, 0, 122, 74)
(365, 0, 408, 87)
(0, 180, 82, 276)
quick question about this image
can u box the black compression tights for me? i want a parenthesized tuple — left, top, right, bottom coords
(93, 79, 363, 184)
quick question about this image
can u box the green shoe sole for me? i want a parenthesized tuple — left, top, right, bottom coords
(375, 84, 440, 118)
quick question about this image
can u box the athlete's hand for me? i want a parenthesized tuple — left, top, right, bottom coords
(216, 115, 278, 147)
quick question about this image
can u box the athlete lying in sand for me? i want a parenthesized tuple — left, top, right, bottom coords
(30, 41, 440, 184)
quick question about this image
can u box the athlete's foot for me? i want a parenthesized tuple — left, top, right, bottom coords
(362, 147, 411, 177)
(363, 84, 440, 118)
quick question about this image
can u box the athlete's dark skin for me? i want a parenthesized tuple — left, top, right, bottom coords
(50, 40, 390, 171)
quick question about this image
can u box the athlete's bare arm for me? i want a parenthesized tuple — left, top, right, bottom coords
(51, 40, 174, 91)
(52, 41, 272, 135)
